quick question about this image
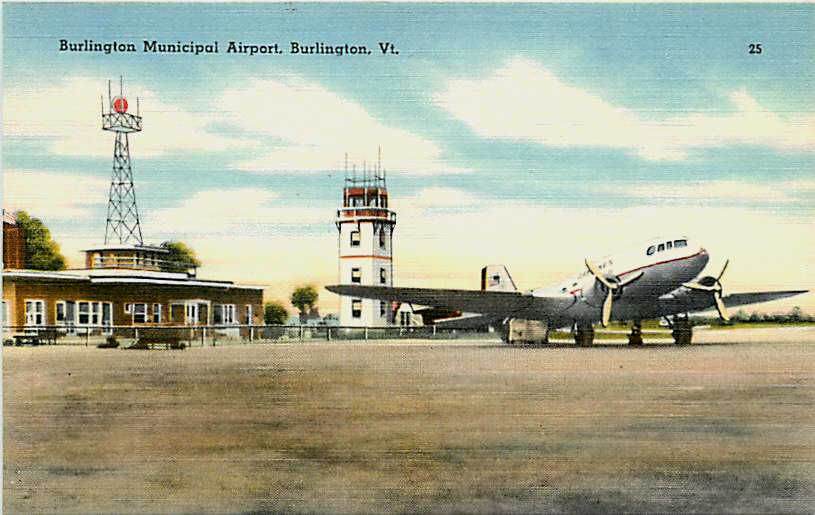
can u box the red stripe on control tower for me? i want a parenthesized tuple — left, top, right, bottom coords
(340, 255, 393, 260)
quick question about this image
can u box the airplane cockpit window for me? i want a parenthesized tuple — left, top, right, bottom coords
(674, 239, 687, 248)
(647, 245, 656, 255)
(666, 241, 673, 250)
(658, 243, 665, 252)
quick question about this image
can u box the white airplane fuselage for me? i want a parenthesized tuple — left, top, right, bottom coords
(532, 236, 709, 326)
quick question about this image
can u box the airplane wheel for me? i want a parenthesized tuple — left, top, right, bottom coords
(672, 320, 693, 345)
(628, 324, 644, 346)
(574, 327, 594, 347)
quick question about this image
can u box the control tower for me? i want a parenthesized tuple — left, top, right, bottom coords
(335, 151, 397, 326)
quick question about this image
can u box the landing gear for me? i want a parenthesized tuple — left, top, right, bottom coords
(628, 321, 644, 346)
(671, 316, 693, 345)
(573, 324, 594, 347)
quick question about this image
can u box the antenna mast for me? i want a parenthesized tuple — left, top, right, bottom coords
(101, 77, 144, 245)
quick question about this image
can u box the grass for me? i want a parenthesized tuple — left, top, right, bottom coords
(5, 335, 815, 513)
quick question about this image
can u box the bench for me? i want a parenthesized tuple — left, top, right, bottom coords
(130, 330, 185, 350)
(12, 328, 59, 346)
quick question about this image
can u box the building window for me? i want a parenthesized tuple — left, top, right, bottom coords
(214, 304, 236, 325)
(245, 305, 253, 325)
(78, 301, 91, 325)
(351, 268, 361, 283)
(350, 230, 361, 247)
(56, 301, 67, 325)
(91, 302, 101, 325)
(380, 301, 387, 318)
(25, 300, 45, 326)
(152, 303, 162, 323)
(400, 311, 411, 327)
(185, 303, 199, 325)
(351, 299, 362, 319)
(132, 303, 148, 323)
(379, 227, 386, 248)
(224, 304, 236, 324)
(380, 267, 387, 284)
(102, 303, 112, 333)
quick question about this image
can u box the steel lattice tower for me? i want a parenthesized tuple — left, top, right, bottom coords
(102, 78, 144, 245)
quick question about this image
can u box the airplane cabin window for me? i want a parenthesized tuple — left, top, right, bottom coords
(647, 246, 655, 255)
(675, 239, 687, 248)
(658, 244, 665, 252)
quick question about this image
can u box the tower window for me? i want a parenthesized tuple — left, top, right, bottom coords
(351, 299, 362, 318)
(379, 227, 386, 248)
(350, 230, 361, 247)
(351, 268, 361, 283)
(380, 267, 387, 284)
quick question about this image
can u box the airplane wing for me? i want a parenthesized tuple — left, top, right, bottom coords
(722, 290, 809, 308)
(325, 285, 575, 320)
(434, 313, 505, 329)
(658, 289, 808, 316)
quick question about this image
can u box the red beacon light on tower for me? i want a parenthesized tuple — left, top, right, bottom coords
(112, 96, 128, 114)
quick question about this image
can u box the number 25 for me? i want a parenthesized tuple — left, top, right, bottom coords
(748, 43, 762, 54)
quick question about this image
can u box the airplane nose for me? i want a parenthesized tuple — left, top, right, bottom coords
(698, 247, 710, 267)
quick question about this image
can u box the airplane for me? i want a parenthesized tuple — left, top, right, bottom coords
(326, 236, 808, 346)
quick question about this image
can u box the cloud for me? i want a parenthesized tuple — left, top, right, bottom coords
(219, 78, 468, 175)
(393, 187, 481, 210)
(616, 179, 815, 205)
(3, 77, 249, 158)
(434, 58, 815, 161)
(2, 169, 109, 219)
(142, 188, 334, 238)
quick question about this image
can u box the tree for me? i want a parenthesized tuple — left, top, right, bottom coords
(14, 210, 66, 270)
(159, 241, 201, 273)
(264, 301, 289, 325)
(290, 285, 319, 322)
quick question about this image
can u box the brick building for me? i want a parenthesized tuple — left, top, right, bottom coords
(3, 210, 25, 269)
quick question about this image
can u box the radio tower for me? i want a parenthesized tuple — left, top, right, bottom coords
(102, 77, 144, 245)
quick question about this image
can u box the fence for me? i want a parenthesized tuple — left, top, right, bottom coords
(2, 324, 495, 347)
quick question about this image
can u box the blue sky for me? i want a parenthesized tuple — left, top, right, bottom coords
(3, 3, 814, 310)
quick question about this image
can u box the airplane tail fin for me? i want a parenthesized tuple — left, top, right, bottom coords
(481, 265, 517, 292)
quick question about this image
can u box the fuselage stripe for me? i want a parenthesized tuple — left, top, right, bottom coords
(617, 250, 705, 278)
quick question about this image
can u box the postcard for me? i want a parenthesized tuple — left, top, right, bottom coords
(3, 2, 814, 513)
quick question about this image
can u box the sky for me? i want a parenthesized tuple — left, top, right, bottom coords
(3, 3, 814, 313)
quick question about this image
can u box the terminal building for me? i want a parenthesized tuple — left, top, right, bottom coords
(2, 222, 263, 331)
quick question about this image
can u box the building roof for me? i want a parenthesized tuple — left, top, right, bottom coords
(3, 268, 265, 290)
(83, 243, 169, 253)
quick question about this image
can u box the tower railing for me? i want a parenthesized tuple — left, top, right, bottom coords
(336, 207, 397, 221)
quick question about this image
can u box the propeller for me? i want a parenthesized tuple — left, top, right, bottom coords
(683, 259, 730, 322)
(585, 259, 643, 327)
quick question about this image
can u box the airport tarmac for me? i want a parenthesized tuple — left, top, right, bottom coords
(4, 326, 815, 513)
